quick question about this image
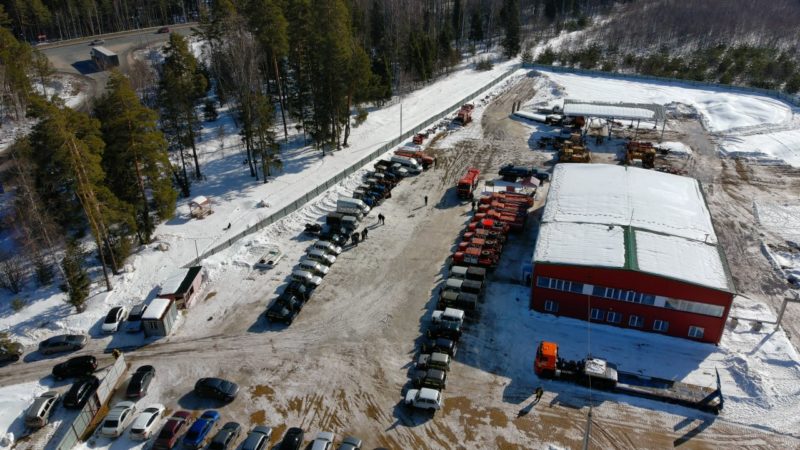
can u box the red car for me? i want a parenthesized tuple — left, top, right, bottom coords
(153, 411, 193, 449)
(157, 27, 170, 33)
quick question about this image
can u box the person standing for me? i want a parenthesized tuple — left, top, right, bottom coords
(471, 199, 476, 211)
(362, 228, 368, 240)
(534, 386, 544, 403)
(424, 195, 428, 206)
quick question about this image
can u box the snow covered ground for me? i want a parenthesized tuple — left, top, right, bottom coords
(720, 129, 800, 167)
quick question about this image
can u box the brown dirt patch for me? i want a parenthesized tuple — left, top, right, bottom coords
(250, 384, 275, 399)
(249, 409, 266, 425)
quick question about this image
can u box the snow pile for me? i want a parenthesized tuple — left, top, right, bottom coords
(32, 74, 86, 109)
(0, 382, 46, 449)
(753, 201, 800, 245)
(655, 141, 693, 155)
(720, 129, 800, 167)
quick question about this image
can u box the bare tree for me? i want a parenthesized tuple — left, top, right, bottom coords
(0, 254, 26, 294)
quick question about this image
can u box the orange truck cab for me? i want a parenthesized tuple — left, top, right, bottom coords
(534, 341, 558, 377)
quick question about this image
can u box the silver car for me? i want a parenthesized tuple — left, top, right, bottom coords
(38, 334, 88, 355)
(25, 391, 60, 428)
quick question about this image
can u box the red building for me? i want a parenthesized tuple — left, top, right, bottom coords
(531, 164, 734, 344)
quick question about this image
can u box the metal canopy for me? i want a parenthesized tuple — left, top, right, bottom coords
(563, 99, 666, 123)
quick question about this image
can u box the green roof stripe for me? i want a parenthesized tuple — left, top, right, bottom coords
(624, 226, 639, 271)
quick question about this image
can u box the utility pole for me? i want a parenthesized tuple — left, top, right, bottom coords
(400, 102, 403, 138)
(582, 406, 593, 450)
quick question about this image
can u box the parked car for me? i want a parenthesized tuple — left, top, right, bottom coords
(38, 334, 88, 355)
(194, 377, 239, 402)
(0, 340, 22, 363)
(52, 355, 97, 380)
(129, 403, 165, 440)
(404, 387, 443, 411)
(124, 302, 148, 333)
(182, 410, 220, 448)
(63, 376, 100, 409)
(100, 401, 137, 437)
(157, 27, 170, 33)
(311, 240, 342, 256)
(416, 352, 451, 372)
(153, 410, 193, 450)
(126, 365, 155, 398)
(241, 425, 272, 450)
(431, 308, 465, 327)
(420, 337, 457, 357)
(310, 431, 335, 450)
(24, 391, 60, 428)
(208, 421, 242, 450)
(337, 436, 363, 450)
(298, 259, 329, 277)
(426, 321, 462, 341)
(277, 427, 305, 450)
(102, 306, 129, 333)
(276, 292, 304, 310)
(284, 281, 312, 301)
(306, 248, 336, 266)
(413, 368, 447, 390)
(265, 302, 299, 325)
(290, 269, 323, 287)
(498, 163, 532, 180)
(89, 38, 104, 45)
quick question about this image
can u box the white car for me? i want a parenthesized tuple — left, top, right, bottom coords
(298, 258, 329, 277)
(310, 431, 335, 450)
(291, 270, 323, 287)
(404, 387, 443, 411)
(100, 401, 137, 437)
(101, 306, 129, 333)
(129, 403, 165, 440)
(306, 248, 336, 266)
(311, 240, 342, 256)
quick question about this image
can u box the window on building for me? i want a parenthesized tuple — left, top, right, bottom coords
(590, 308, 604, 321)
(653, 320, 669, 332)
(688, 326, 705, 339)
(536, 276, 550, 288)
(628, 315, 643, 328)
(544, 300, 559, 313)
(606, 311, 622, 323)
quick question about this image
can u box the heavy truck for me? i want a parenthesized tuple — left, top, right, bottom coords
(457, 168, 480, 199)
(454, 104, 474, 125)
(534, 341, 723, 413)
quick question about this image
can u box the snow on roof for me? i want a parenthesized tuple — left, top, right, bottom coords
(635, 231, 729, 291)
(542, 164, 716, 243)
(564, 102, 655, 120)
(160, 268, 190, 295)
(190, 195, 209, 206)
(535, 164, 733, 292)
(534, 222, 625, 268)
(142, 298, 172, 320)
(91, 46, 116, 57)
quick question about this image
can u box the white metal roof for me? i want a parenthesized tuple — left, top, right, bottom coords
(92, 46, 116, 57)
(534, 164, 732, 292)
(190, 195, 208, 206)
(564, 103, 655, 120)
(159, 268, 190, 295)
(142, 298, 172, 320)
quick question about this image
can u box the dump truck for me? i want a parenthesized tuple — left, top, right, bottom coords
(394, 149, 434, 169)
(534, 341, 722, 413)
(454, 104, 474, 125)
(457, 168, 480, 199)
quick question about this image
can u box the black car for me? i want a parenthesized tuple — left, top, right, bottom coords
(284, 281, 312, 301)
(52, 355, 97, 380)
(276, 293, 304, 311)
(421, 337, 457, 357)
(277, 427, 304, 450)
(265, 302, 298, 324)
(209, 421, 242, 450)
(195, 377, 239, 402)
(426, 322, 462, 342)
(63, 376, 100, 409)
(317, 229, 348, 247)
(0, 341, 23, 363)
(126, 365, 156, 398)
(413, 368, 447, 390)
(498, 164, 533, 180)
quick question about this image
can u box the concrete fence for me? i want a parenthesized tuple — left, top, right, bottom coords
(522, 63, 800, 108)
(183, 64, 521, 268)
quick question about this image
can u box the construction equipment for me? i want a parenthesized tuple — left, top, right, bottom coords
(625, 141, 656, 169)
(457, 168, 480, 199)
(558, 140, 591, 163)
(534, 341, 723, 413)
(454, 104, 474, 125)
(412, 133, 427, 145)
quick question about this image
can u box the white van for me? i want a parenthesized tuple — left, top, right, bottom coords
(291, 269, 323, 287)
(390, 155, 422, 174)
(311, 240, 342, 256)
(338, 196, 370, 214)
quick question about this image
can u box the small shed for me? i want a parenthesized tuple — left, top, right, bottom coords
(141, 298, 177, 337)
(158, 266, 205, 309)
(189, 196, 213, 219)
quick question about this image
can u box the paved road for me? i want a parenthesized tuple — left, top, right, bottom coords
(39, 24, 195, 103)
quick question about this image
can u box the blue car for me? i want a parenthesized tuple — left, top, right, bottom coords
(181, 410, 220, 448)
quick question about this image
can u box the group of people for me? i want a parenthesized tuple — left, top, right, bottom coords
(351, 213, 386, 246)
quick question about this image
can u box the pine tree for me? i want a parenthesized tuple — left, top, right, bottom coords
(501, 0, 521, 58)
(468, 10, 483, 46)
(452, 0, 463, 48)
(61, 238, 90, 312)
(252, 92, 282, 180)
(159, 33, 208, 187)
(285, 0, 315, 144)
(95, 72, 177, 244)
